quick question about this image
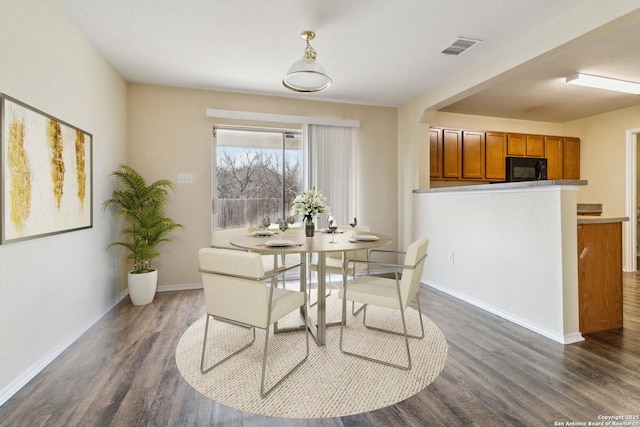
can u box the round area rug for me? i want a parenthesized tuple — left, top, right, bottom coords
(175, 294, 448, 418)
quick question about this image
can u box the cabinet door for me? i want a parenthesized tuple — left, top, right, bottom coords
(544, 136, 564, 179)
(429, 128, 443, 179)
(526, 134, 545, 157)
(564, 137, 580, 179)
(577, 223, 623, 333)
(485, 131, 506, 181)
(442, 129, 462, 179)
(462, 130, 484, 179)
(506, 133, 525, 156)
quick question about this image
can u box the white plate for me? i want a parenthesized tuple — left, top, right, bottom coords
(350, 235, 379, 242)
(264, 239, 294, 247)
(252, 230, 274, 237)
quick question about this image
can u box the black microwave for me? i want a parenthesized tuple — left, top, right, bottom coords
(506, 157, 547, 182)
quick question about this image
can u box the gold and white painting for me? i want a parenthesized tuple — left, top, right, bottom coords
(1, 94, 92, 244)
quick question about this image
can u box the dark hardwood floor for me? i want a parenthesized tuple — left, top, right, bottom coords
(2, 273, 640, 426)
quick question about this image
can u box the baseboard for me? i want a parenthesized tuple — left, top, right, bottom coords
(0, 289, 128, 407)
(424, 281, 584, 345)
(157, 283, 203, 292)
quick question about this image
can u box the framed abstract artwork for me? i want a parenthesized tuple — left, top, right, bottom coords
(0, 94, 92, 244)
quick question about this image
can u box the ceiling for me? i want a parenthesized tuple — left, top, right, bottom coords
(52, 0, 640, 122)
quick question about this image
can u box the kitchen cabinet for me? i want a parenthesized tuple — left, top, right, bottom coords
(442, 129, 462, 179)
(577, 222, 623, 333)
(506, 133, 525, 156)
(506, 133, 545, 157)
(544, 136, 581, 179)
(429, 128, 443, 179)
(544, 136, 564, 180)
(564, 137, 580, 179)
(526, 134, 545, 157)
(485, 131, 506, 181)
(429, 127, 580, 182)
(462, 130, 484, 179)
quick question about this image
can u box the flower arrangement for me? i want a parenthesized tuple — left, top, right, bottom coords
(291, 187, 330, 223)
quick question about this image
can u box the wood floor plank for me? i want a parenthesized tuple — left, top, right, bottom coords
(2, 275, 640, 426)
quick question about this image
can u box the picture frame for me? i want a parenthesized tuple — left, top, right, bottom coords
(0, 94, 93, 244)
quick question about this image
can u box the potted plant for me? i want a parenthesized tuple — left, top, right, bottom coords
(103, 164, 183, 305)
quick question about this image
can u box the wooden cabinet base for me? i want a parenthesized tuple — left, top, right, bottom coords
(577, 222, 623, 333)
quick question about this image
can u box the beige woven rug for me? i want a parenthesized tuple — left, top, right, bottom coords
(175, 294, 448, 418)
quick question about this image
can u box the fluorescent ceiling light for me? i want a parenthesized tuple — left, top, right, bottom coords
(566, 73, 640, 94)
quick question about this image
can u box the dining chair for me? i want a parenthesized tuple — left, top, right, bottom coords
(338, 237, 429, 370)
(308, 225, 370, 308)
(198, 247, 309, 398)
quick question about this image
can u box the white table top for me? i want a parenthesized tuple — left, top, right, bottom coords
(230, 229, 391, 253)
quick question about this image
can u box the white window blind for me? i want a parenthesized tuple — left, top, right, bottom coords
(309, 124, 355, 228)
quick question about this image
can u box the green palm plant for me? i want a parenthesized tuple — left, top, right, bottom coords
(103, 164, 183, 273)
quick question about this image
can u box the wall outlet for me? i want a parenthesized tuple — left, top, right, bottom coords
(448, 251, 455, 264)
(177, 173, 193, 184)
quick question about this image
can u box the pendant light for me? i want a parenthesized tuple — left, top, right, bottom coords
(282, 31, 332, 93)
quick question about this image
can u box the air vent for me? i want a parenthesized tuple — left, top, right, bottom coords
(441, 37, 482, 56)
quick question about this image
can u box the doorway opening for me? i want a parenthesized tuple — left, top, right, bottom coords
(624, 128, 640, 272)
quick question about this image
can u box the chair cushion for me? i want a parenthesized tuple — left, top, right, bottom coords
(199, 248, 305, 328)
(338, 276, 401, 310)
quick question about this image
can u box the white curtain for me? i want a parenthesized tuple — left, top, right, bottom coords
(309, 124, 355, 228)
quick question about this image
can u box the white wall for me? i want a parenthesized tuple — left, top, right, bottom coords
(0, 0, 127, 403)
(414, 185, 582, 344)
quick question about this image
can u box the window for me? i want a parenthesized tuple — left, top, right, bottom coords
(213, 124, 355, 231)
(213, 128, 303, 230)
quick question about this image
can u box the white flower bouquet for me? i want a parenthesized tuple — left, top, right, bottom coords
(291, 187, 330, 223)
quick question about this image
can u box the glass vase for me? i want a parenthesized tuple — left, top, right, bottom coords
(305, 220, 315, 237)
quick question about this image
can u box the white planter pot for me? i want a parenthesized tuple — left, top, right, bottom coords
(127, 269, 158, 306)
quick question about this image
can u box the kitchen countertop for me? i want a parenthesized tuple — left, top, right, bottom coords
(577, 216, 628, 224)
(413, 180, 588, 194)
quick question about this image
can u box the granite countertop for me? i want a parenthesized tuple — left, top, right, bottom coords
(577, 216, 628, 224)
(413, 180, 588, 194)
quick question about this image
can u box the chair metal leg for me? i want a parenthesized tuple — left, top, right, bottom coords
(352, 300, 366, 315)
(200, 314, 256, 374)
(363, 293, 425, 339)
(260, 320, 310, 398)
(340, 290, 424, 370)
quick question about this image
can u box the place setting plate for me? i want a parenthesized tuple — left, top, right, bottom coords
(264, 239, 295, 247)
(349, 235, 379, 242)
(252, 230, 275, 237)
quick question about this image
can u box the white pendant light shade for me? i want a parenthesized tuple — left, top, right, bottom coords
(283, 58, 332, 92)
(283, 31, 332, 93)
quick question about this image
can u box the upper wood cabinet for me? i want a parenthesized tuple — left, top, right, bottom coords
(429, 127, 580, 182)
(462, 130, 485, 180)
(507, 133, 545, 158)
(526, 134, 545, 157)
(429, 128, 443, 179)
(506, 133, 526, 156)
(485, 132, 507, 181)
(544, 136, 564, 180)
(442, 129, 462, 179)
(544, 136, 581, 179)
(564, 137, 581, 179)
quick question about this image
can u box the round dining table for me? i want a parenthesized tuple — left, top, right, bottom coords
(230, 228, 391, 345)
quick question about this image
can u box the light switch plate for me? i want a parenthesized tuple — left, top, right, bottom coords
(177, 173, 193, 184)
